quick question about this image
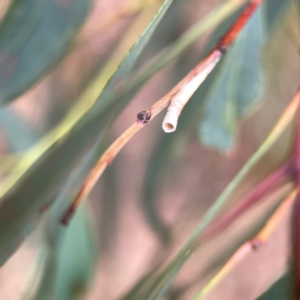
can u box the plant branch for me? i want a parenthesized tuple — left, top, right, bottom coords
(202, 162, 293, 240)
(62, 0, 265, 225)
(291, 86, 300, 298)
(193, 189, 297, 300)
(292, 190, 300, 298)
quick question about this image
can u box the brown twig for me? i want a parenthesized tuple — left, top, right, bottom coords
(62, 0, 264, 225)
(193, 189, 297, 300)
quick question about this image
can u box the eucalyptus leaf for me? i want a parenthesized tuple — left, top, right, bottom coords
(264, 0, 291, 30)
(197, 0, 292, 152)
(0, 108, 38, 152)
(142, 133, 173, 242)
(0, 0, 91, 105)
(256, 270, 293, 300)
(30, 140, 104, 300)
(199, 6, 265, 152)
(32, 205, 97, 300)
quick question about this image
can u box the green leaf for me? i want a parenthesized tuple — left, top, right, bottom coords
(0, 0, 173, 266)
(28, 140, 103, 300)
(199, 6, 265, 152)
(256, 270, 293, 300)
(0, 0, 91, 105)
(197, 0, 293, 152)
(0, 108, 38, 152)
(142, 133, 173, 242)
(264, 0, 291, 30)
(53, 207, 96, 300)
(32, 204, 97, 300)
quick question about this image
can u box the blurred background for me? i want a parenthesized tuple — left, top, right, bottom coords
(0, 0, 299, 299)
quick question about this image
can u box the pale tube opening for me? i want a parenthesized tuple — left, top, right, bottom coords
(162, 50, 222, 133)
(162, 108, 179, 132)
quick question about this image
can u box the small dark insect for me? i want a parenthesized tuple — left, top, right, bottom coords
(218, 45, 228, 55)
(137, 110, 151, 123)
(251, 239, 263, 251)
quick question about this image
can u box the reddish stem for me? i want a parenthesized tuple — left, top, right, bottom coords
(292, 86, 300, 297)
(203, 162, 292, 240)
(294, 88, 300, 180)
(215, 0, 263, 52)
(292, 192, 300, 298)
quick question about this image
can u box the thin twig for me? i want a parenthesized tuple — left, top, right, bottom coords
(202, 162, 293, 240)
(62, 0, 265, 224)
(192, 189, 297, 300)
(291, 86, 300, 298)
(292, 190, 300, 298)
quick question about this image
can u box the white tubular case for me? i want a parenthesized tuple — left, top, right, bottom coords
(162, 50, 222, 133)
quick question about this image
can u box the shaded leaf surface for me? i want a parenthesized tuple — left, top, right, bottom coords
(265, 0, 291, 30)
(32, 205, 97, 300)
(0, 0, 91, 105)
(30, 139, 103, 300)
(199, 6, 265, 152)
(0, 108, 38, 152)
(197, 0, 292, 152)
(256, 270, 293, 300)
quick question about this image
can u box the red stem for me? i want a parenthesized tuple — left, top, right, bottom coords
(292, 192, 300, 298)
(294, 90, 300, 180)
(215, 0, 263, 52)
(61, 0, 265, 225)
(203, 163, 292, 240)
(292, 86, 300, 297)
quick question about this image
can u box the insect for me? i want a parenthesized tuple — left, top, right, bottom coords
(137, 110, 151, 123)
(218, 45, 228, 55)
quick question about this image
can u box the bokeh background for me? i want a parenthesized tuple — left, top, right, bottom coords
(0, 0, 299, 299)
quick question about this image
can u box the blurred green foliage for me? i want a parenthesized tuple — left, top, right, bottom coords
(0, 0, 91, 105)
(0, 0, 298, 299)
(257, 270, 293, 300)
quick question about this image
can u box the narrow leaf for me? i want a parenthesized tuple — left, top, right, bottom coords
(32, 205, 97, 300)
(0, 108, 38, 152)
(199, 6, 265, 151)
(0, 0, 91, 105)
(256, 270, 293, 300)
